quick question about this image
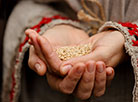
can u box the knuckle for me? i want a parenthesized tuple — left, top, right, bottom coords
(94, 90, 105, 97)
(46, 50, 56, 60)
(25, 29, 31, 33)
(95, 76, 106, 84)
(83, 76, 93, 83)
(49, 51, 55, 58)
(59, 83, 73, 94)
(77, 93, 91, 100)
(68, 75, 79, 82)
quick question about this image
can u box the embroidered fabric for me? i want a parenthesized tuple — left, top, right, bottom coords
(99, 21, 138, 102)
(9, 15, 90, 102)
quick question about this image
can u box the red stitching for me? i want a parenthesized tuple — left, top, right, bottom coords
(30, 15, 68, 33)
(10, 71, 15, 102)
(19, 36, 29, 52)
(10, 15, 69, 102)
(119, 22, 138, 46)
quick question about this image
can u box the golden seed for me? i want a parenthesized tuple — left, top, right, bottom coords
(56, 43, 92, 61)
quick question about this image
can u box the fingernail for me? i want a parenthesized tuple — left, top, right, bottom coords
(108, 69, 113, 76)
(97, 64, 103, 73)
(88, 64, 94, 73)
(61, 65, 72, 74)
(35, 63, 41, 72)
(77, 67, 83, 74)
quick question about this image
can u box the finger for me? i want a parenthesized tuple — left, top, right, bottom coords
(25, 29, 33, 36)
(60, 49, 104, 75)
(28, 39, 33, 45)
(58, 63, 85, 94)
(26, 29, 53, 73)
(25, 29, 43, 59)
(93, 61, 106, 97)
(25, 29, 36, 44)
(46, 72, 62, 91)
(37, 35, 63, 74)
(29, 46, 47, 76)
(74, 60, 96, 100)
(106, 67, 115, 86)
(60, 53, 92, 75)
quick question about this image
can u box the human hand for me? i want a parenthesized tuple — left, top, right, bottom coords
(60, 30, 126, 74)
(50, 30, 124, 98)
(46, 60, 114, 99)
(25, 26, 115, 99)
(25, 25, 89, 75)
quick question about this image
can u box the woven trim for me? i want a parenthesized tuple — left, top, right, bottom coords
(13, 44, 30, 102)
(98, 21, 138, 102)
(9, 18, 90, 102)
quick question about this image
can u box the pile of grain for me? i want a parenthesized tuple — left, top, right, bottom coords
(56, 43, 92, 61)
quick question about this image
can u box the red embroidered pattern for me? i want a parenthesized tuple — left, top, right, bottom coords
(30, 15, 68, 33)
(19, 15, 68, 52)
(119, 22, 138, 46)
(119, 22, 138, 67)
(10, 15, 68, 102)
(10, 71, 15, 102)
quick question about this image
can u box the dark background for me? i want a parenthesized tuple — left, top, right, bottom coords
(0, 0, 18, 99)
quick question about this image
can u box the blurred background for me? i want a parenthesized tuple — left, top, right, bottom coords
(0, 0, 18, 100)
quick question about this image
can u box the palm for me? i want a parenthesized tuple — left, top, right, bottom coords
(26, 25, 89, 75)
(42, 25, 89, 49)
(90, 31, 125, 67)
(62, 30, 126, 68)
(26, 28, 116, 99)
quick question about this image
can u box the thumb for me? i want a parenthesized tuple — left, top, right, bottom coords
(37, 35, 62, 75)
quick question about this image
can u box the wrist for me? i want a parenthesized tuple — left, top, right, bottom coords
(112, 30, 125, 44)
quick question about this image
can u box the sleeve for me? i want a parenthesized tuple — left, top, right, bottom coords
(2, 0, 89, 102)
(33, 0, 61, 3)
(98, 20, 138, 102)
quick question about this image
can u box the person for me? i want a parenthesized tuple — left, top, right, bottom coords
(2, 0, 137, 102)
(25, 25, 115, 99)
